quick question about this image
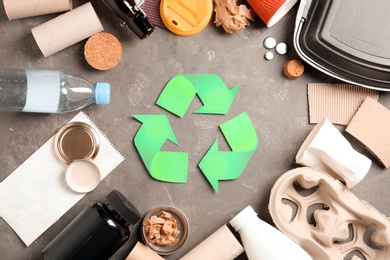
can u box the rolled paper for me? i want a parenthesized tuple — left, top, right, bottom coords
(3, 0, 72, 21)
(125, 242, 164, 260)
(31, 2, 104, 57)
(180, 225, 244, 260)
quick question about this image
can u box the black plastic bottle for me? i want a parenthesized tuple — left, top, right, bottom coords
(42, 190, 141, 260)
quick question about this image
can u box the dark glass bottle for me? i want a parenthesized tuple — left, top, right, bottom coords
(101, 0, 154, 39)
(42, 190, 141, 260)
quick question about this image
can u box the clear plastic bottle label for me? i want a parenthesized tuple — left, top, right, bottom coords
(24, 70, 61, 113)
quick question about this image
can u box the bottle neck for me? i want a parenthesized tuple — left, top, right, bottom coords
(230, 206, 259, 232)
(91, 84, 97, 104)
(103, 202, 129, 229)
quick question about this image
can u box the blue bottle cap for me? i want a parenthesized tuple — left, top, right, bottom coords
(94, 82, 110, 105)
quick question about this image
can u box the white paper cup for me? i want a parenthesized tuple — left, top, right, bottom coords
(296, 118, 371, 188)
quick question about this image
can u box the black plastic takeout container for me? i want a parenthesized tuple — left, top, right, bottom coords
(294, 0, 390, 91)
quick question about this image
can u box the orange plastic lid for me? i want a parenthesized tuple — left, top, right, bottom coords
(160, 0, 213, 36)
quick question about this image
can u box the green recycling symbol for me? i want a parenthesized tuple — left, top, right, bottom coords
(134, 74, 258, 193)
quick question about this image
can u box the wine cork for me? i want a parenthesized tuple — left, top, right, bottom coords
(84, 32, 122, 71)
(3, 0, 72, 20)
(283, 59, 305, 79)
(31, 2, 104, 57)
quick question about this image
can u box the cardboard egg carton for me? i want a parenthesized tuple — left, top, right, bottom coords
(269, 167, 390, 260)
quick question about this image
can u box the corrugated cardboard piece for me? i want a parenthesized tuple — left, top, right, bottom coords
(346, 97, 390, 168)
(308, 83, 379, 125)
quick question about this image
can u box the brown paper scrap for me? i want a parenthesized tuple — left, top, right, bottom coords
(346, 97, 390, 168)
(214, 0, 255, 34)
(308, 83, 379, 126)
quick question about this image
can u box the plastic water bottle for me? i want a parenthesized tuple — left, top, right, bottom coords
(0, 68, 110, 113)
(229, 206, 312, 260)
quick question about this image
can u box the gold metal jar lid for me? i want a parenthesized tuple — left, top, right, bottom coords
(54, 121, 100, 164)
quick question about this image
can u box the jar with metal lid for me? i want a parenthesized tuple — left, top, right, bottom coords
(42, 190, 141, 260)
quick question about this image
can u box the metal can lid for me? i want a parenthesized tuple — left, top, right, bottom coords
(54, 121, 100, 164)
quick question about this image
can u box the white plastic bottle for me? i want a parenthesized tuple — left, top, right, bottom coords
(229, 206, 312, 260)
(0, 68, 110, 113)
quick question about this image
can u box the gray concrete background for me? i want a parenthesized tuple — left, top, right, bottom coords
(1, 0, 390, 259)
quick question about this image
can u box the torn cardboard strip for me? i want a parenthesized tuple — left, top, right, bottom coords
(346, 97, 390, 168)
(214, 0, 255, 34)
(308, 83, 379, 126)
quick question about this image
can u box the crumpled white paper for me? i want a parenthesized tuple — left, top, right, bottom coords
(296, 118, 371, 188)
(0, 111, 124, 246)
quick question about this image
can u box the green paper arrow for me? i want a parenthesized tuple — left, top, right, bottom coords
(199, 112, 258, 192)
(133, 115, 188, 183)
(156, 74, 239, 117)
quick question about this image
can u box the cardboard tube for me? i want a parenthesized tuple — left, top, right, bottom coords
(125, 242, 164, 260)
(3, 0, 72, 21)
(180, 225, 244, 260)
(31, 2, 104, 57)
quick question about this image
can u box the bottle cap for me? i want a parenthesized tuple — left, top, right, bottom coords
(94, 82, 110, 105)
(66, 159, 101, 193)
(54, 121, 100, 164)
(106, 190, 142, 227)
(229, 205, 257, 232)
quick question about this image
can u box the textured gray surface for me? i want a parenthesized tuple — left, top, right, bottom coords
(0, 1, 390, 260)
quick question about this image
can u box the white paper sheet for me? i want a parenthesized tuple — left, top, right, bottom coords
(0, 111, 124, 246)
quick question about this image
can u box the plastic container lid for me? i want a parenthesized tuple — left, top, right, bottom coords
(94, 82, 110, 104)
(66, 159, 101, 193)
(106, 190, 142, 227)
(160, 0, 213, 36)
(294, 0, 390, 90)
